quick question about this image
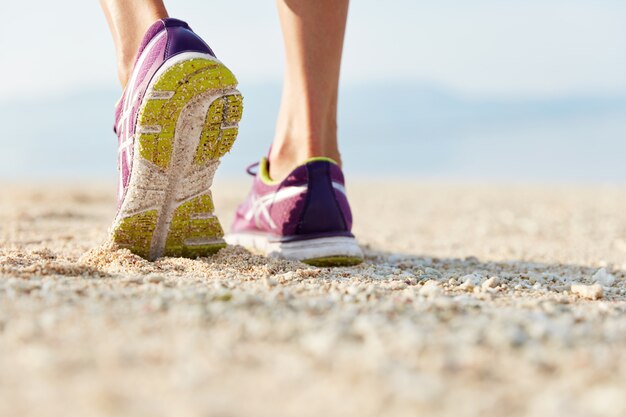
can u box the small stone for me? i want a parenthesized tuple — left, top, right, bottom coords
(346, 285, 361, 295)
(398, 272, 416, 284)
(401, 287, 417, 300)
(459, 279, 474, 292)
(571, 283, 603, 300)
(419, 280, 441, 298)
(423, 267, 442, 277)
(389, 281, 408, 290)
(263, 275, 277, 288)
(481, 276, 499, 289)
(592, 268, 615, 287)
(275, 271, 297, 284)
(343, 294, 357, 303)
(403, 277, 419, 286)
(144, 275, 164, 284)
(459, 274, 480, 292)
(463, 274, 482, 285)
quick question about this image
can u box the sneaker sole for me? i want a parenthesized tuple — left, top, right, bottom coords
(111, 52, 243, 260)
(225, 233, 364, 267)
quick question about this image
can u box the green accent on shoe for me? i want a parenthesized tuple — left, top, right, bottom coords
(112, 210, 158, 259)
(258, 157, 280, 186)
(194, 93, 243, 165)
(302, 256, 364, 267)
(258, 156, 340, 186)
(163, 194, 226, 258)
(137, 58, 239, 169)
(302, 156, 338, 165)
(137, 132, 173, 169)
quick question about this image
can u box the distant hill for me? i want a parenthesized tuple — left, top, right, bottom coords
(1, 83, 625, 183)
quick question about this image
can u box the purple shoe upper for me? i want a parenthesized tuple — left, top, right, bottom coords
(231, 158, 354, 242)
(114, 18, 215, 206)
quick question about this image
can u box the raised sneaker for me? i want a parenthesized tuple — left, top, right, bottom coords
(110, 18, 243, 260)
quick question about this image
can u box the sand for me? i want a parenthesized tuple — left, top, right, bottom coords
(0, 180, 625, 417)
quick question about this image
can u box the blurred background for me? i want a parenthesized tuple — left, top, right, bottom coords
(1, 0, 625, 183)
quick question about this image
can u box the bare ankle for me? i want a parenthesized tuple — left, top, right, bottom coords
(116, 34, 148, 88)
(117, 59, 133, 88)
(269, 130, 341, 181)
(102, 1, 168, 89)
(270, 81, 342, 180)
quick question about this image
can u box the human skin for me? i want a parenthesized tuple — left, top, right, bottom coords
(99, 0, 168, 86)
(99, 0, 349, 180)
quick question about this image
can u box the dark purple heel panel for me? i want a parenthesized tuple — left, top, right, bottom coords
(330, 164, 353, 231)
(164, 24, 215, 59)
(296, 161, 350, 236)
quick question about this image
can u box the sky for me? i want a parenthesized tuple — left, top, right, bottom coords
(1, 0, 626, 183)
(1, 0, 626, 100)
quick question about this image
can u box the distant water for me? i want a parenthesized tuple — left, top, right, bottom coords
(1, 82, 626, 184)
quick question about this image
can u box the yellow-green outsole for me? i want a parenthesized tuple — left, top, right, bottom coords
(163, 194, 226, 258)
(112, 211, 158, 259)
(302, 256, 364, 267)
(112, 57, 243, 260)
(137, 58, 239, 169)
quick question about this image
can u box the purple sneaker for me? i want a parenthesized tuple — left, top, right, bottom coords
(109, 18, 243, 260)
(226, 157, 363, 266)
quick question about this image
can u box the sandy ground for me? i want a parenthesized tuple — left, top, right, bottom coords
(0, 180, 625, 417)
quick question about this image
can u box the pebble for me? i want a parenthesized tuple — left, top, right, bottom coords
(144, 275, 165, 284)
(3, 184, 626, 417)
(592, 268, 615, 287)
(423, 267, 442, 278)
(571, 283, 603, 300)
(263, 275, 277, 288)
(346, 285, 361, 295)
(419, 280, 442, 298)
(388, 281, 408, 290)
(397, 272, 415, 282)
(275, 271, 297, 284)
(463, 273, 482, 285)
(481, 276, 499, 289)
(459, 274, 481, 292)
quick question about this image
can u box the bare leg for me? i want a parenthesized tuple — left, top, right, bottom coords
(271, 0, 349, 180)
(99, 0, 169, 87)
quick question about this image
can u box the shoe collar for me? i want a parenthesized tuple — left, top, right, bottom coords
(254, 156, 339, 186)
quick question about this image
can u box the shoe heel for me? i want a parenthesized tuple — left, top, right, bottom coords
(162, 194, 226, 258)
(112, 211, 158, 259)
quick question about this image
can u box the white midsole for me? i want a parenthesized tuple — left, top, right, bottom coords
(225, 233, 364, 261)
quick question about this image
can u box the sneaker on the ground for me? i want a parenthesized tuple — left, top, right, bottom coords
(109, 18, 243, 260)
(226, 157, 364, 266)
